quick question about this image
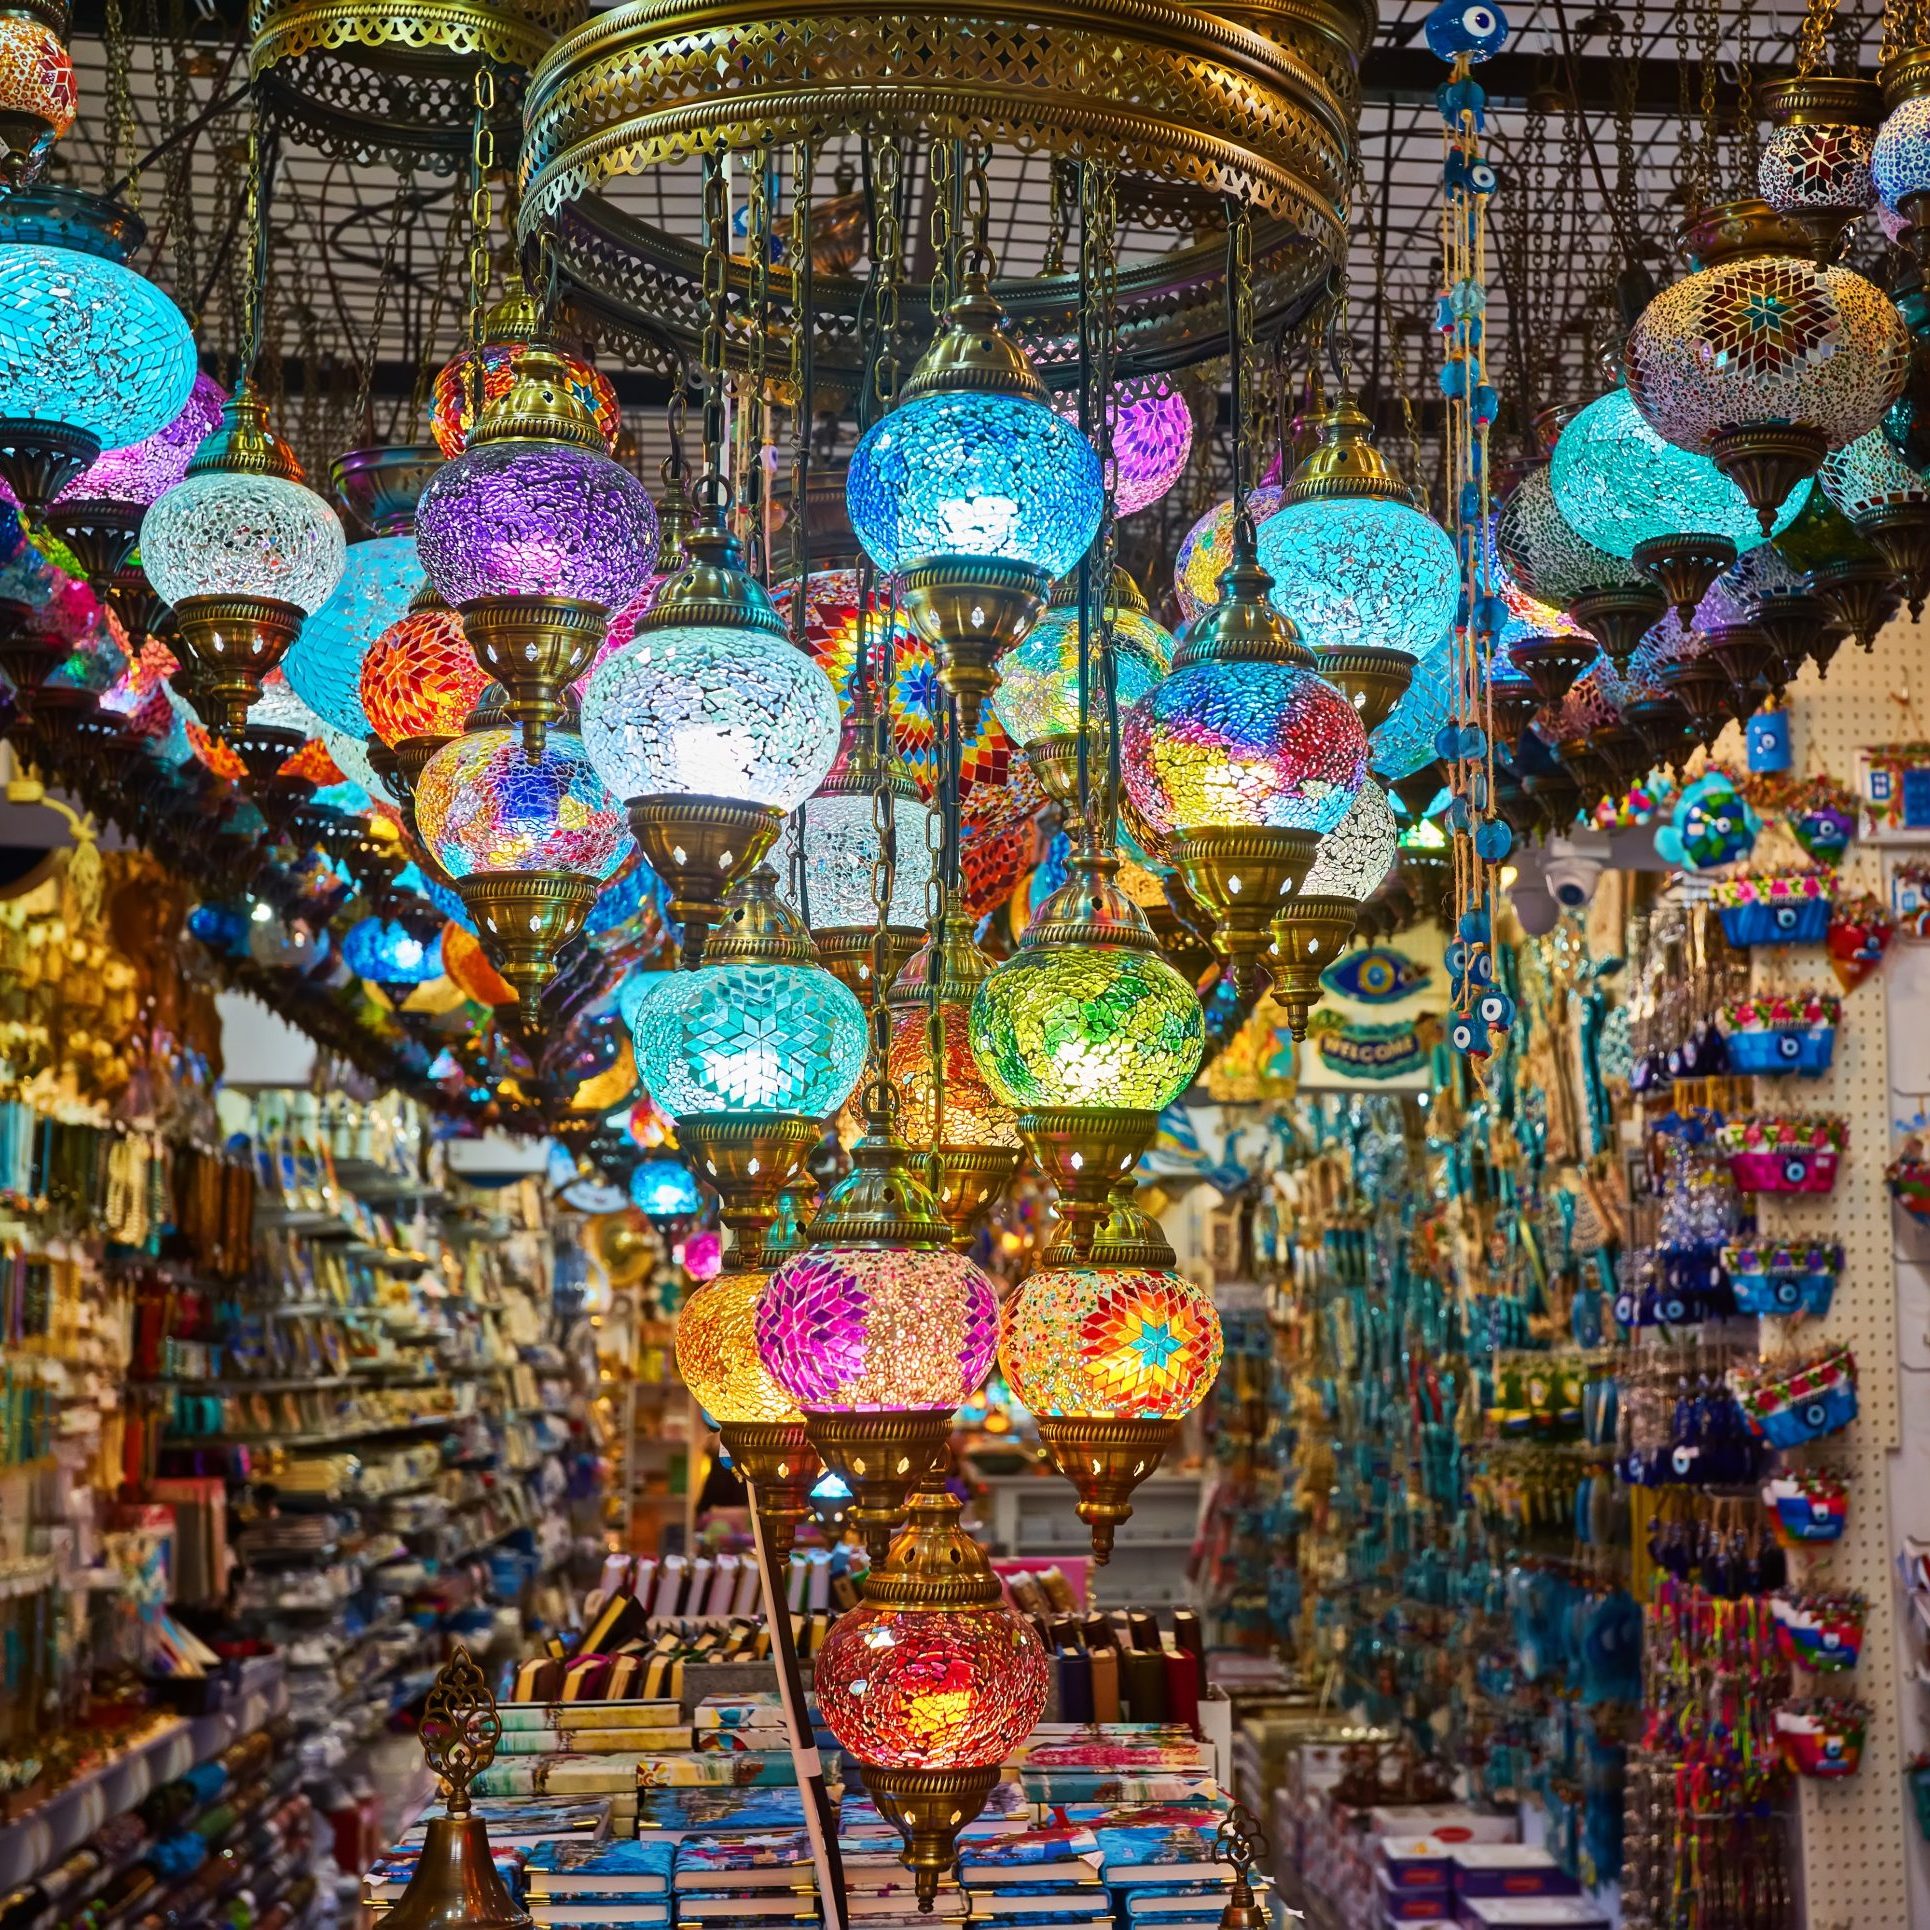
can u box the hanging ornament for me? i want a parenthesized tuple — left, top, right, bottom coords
(0, 1, 74, 186)
(1268, 781, 1399, 1038)
(1758, 75, 1881, 259)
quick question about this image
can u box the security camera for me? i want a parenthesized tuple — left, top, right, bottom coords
(1542, 831, 1612, 912)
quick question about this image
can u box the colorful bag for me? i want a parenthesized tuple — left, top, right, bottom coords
(1770, 1590, 1866, 1673)
(1762, 1471, 1849, 1546)
(1723, 1240, 1842, 1318)
(1711, 868, 1836, 947)
(1719, 1116, 1846, 1195)
(1732, 1347, 1858, 1448)
(1775, 1700, 1868, 1778)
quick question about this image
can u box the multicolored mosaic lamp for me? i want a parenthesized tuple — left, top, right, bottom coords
(417, 341, 656, 755)
(846, 270, 1102, 734)
(0, 2, 75, 186)
(142, 383, 347, 733)
(970, 848, 1203, 1256)
(1874, 50, 1930, 262)
(629, 866, 865, 1260)
(1625, 199, 1910, 530)
(583, 518, 841, 967)
(676, 1266, 821, 1557)
(815, 1480, 1050, 1905)
(1122, 527, 1366, 992)
(412, 720, 632, 1021)
(1758, 74, 1880, 257)
(1054, 379, 1194, 516)
(0, 184, 196, 518)
(1268, 779, 1399, 1039)
(360, 586, 494, 806)
(1817, 427, 1930, 614)
(1001, 1185, 1222, 1559)
(282, 532, 421, 742)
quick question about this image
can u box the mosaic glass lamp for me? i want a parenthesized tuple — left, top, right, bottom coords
(1873, 52, 1930, 254)
(1054, 379, 1194, 516)
(0, 184, 196, 517)
(1255, 401, 1457, 700)
(846, 270, 1102, 734)
(413, 721, 631, 1019)
(42, 370, 222, 591)
(675, 1266, 820, 1557)
(630, 866, 865, 1260)
(1758, 75, 1880, 257)
(1494, 466, 1655, 691)
(1817, 426, 1930, 614)
(815, 1482, 1050, 1905)
(1174, 483, 1286, 624)
(1551, 387, 1802, 631)
(360, 587, 494, 802)
(1001, 1186, 1223, 1559)
(971, 847, 1203, 1256)
(341, 913, 445, 994)
(1122, 527, 1366, 991)
(583, 517, 842, 966)
(282, 531, 422, 740)
(1268, 779, 1399, 1041)
(417, 341, 656, 755)
(0, 3, 75, 186)
(1626, 198, 1910, 529)
(142, 382, 347, 733)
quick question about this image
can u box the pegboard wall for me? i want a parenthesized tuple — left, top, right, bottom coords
(1727, 620, 1928, 1929)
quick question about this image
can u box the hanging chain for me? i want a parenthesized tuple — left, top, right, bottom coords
(103, 0, 135, 205)
(408, 193, 469, 439)
(1040, 160, 1076, 278)
(1227, 197, 1255, 528)
(238, 109, 274, 382)
(699, 148, 734, 510)
(1085, 158, 1121, 852)
(1609, 10, 1642, 274)
(871, 140, 905, 418)
(159, 0, 201, 305)
(1673, 0, 1698, 216)
(787, 141, 816, 649)
(1798, 0, 1840, 76)
(464, 62, 496, 433)
(1695, 0, 1721, 217)
(1733, 0, 1759, 195)
(927, 136, 954, 318)
(744, 149, 774, 580)
(963, 134, 996, 277)
(353, 178, 412, 446)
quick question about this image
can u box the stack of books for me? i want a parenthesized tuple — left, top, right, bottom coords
(1092, 1804, 1270, 1930)
(365, 1797, 615, 1912)
(672, 1830, 819, 1926)
(1016, 1725, 1221, 1810)
(957, 1824, 1110, 1930)
(523, 1836, 675, 1930)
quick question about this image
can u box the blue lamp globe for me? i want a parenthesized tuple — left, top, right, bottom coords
(1255, 402, 1458, 658)
(630, 1157, 703, 1220)
(0, 185, 197, 515)
(284, 534, 423, 739)
(1370, 633, 1457, 782)
(627, 866, 866, 1122)
(1873, 92, 1930, 221)
(341, 915, 444, 987)
(846, 272, 1102, 737)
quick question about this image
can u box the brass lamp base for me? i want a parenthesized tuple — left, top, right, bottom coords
(395, 732, 456, 796)
(172, 593, 305, 734)
(0, 625, 67, 723)
(1588, 722, 1648, 793)
(1623, 693, 1698, 775)
(1707, 422, 1827, 535)
(1857, 502, 1930, 617)
(1035, 1414, 1181, 1562)
(455, 870, 599, 1023)
(1269, 893, 1359, 1039)
(1026, 731, 1119, 838)
(1489, 679, 1540, 751)
(929, 1143, 1022, 1249)
(1631, 533, 1737, 628)
(459, 594, 607, 757)
(1017, 1106, 1160, 1259)
(1701, 623, 1774, 710)
(628, 794, 785, 967)
(1656, 657, 1735, 745)
(902, 555, 1050, 740)
(857, 1761, 1004, 1910)
(1555, 736, 1612, 810)
(1313, 643, 1415, 733)
(1508, 632, 1600, 703)
(0, 418, 99, 522)
(1809, 559, 1900, 654)
(814, 926, 923, 999)
(41, 499, 141, 591)
(1754, 590, 1826, 692)
(678, 1112, 821, 1260)
(718, 1416, 820, 1560)
(804, 1408, 955, 1562)
(1170, 826, 1319, 994)
(1565, 583, 1667, 671)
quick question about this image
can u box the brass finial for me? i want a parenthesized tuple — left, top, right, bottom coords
(1213, 1805, 1271, 1930)
(1280, 399, 1413, 508)
(640, 516, 790, 641)
(472, 340, 605, 452)
(419, 1644, 502, 1816)
(901, 270, 1050, 405)
(1175, 523, 1315, 669)
(185, 380, 307, 485)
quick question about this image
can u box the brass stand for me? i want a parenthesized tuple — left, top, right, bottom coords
(455, 870, 600, 1022)
(41, 498, 141, 591)
(1565, 582, 1667, 671)
(928, 1144, 1023, 1249)
(1507, 631, 1600, 703)
(859, 1764, 1004, 1903)
(1017, 1106, 1160, 1258)
(718, 1416, 820, 1559)
(1035, 1414, 1181, 1562)
(678, 1111, 821, 1261)
(1632, 532, 1736, 628)
(0, 417, 98, 521)
(172, 593, 305, 734)
(1313, 642, 1415, 732)
(1270, 893, 1360, 1039)
(1809, 559, 1900, 656)
(627, 794, 785, 967)
(1708, 421, 1827, 536)
(1170, 826, 1318, 995)
(902, 555, 1048, 739)
(803, 1408, 954, 1561)
(459, 594, 606, 757)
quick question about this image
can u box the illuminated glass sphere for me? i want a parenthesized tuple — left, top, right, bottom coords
(1303, 780, 1399, 900)
(887, 1002, 1021, 1150)
(1873, 94, 1930, 219)
(778, 788, 938, 929)
(1256, 495, 1459, 655)
(283, 534, 422, 737)
(417, 438, 657, 610)
(1552, 388, 1799, 556)
(582, 623, 842, 811)
(100, 636, 179, 737)
(414, 726, 632, 881)
(970, 943, 1203, 1111)
(676, 1269, 799, 1422)
(1001, 1264, 1223, 1418)
(360, 603, 492, 745)
(1626, 248, 1909, 456)
(0, 17, 75, 159)
(1054, 383, 1194, 516)
(0, 232, 195, 453)
(1760, 122, 1875, 218)
(815, 1594, 1049, 1770)
(1175, 484, 1285, 623)
(143, 469, 346, 613)
(443, 921, 513, 1004)
(630, 1157, 704, 1222)
(1694, 543, 1810, 629)
(1496, 466, 1649, 605)
(1122, 659, 1367, 839)
(319, 722, 382, 798)
(990, 602, 1173, 750)
(756, 1245, 1000, 1411)
(846, 391, 1102, 577)
(342, 915, 444, 985)
(629, 958, 866, 1119)
(56, 371, 222, 509)
(1819, 426, 1930, 517)
(431, 341, 621, 459)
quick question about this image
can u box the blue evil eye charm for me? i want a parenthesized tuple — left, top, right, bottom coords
(1439, 360, 1469, 399)
(1434, 294, 1457, 333)
(1471, 382, 1501, 425)
(1472, 592, 1508, 635)
(1748, 708, 1792, 773)
(1445, 795, 1475, 834)
(1445, 939, 1469, 977)
(1479, 989, 1515, 1030)
(1321, 946, 1430, 1003)
(1464, 946, 1495, 989)
(1448, 278, 1487, 319)
(1444, 151, 1500, 196)
(1449, 1012, 1491, 1056)
(1475, 818, 1513, 862)
(1436, 75, 1487, 129)
(1425, 0, 1510, 60)
(1457, 905, 1489, 942)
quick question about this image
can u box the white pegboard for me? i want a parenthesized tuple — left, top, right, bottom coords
(1728, 623, 1923, 1929)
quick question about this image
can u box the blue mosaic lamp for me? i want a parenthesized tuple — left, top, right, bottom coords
(0, 184, 196, 517)
(1818, 426, 1930, 614)
(847, 270, 1102, 737)
(1872, 62, 1930, 242)
(1552, 387, 1803, 629)
(342, 913, 445, 989)
(1255, 400, 1454, 718)
(631, 1157, 703, 1221)
(284, 533, 423, 739)
(629, 866, 864, 1259)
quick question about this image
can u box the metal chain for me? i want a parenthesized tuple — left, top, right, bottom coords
(408, 193, 469, 439)
(1040, 160, 1076, 278)
(1674, 0, 1699, 215)
(1798, 0, 1841, 74)
(465, 62, 496, 434)
(1084, 158, 1121, 852)
(1229, 197, 1256, 526)
(871, 139, 904, 418)
(745, 149, 774, 579)
(159, 0, 200, 302)
(927, 136, 954, 319)
(103, 0, 135, 204)
(239, 109, 272, 380)
(787, 140, 816, 650)
(699, 148, 733, 510)
(1734, 0, 1759, 195)
(1695, 0, 1721, 217)
(353, 178, 412, 446)
(963, 134, 996, 277)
